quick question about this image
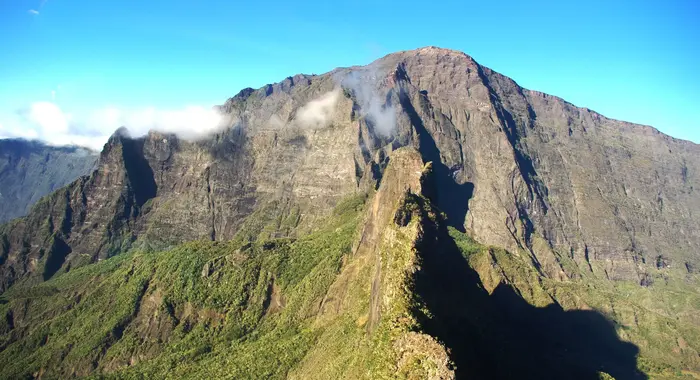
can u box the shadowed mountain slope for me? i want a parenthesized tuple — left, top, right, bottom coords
(0, 139, 97, 224)
(0, 148, 649, 379)
(1, 47, 699, 378)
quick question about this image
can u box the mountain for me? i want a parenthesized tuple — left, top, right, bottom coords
(0, 47, 698, 379)
(0, 139, 98, 224)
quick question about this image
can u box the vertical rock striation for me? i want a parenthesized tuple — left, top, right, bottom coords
(1, 47, 699, 292)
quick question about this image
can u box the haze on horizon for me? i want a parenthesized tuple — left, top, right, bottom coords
(0, 0, 698, 150)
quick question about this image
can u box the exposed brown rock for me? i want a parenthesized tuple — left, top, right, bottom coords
(2, 46, 699, 292)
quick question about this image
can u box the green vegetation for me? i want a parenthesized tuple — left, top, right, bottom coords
(447, 226, 484, 258)
(2, 183, 700, 379)
(446, 227, 700, 379)
(291, 190, 452, 380)
(0, 194, 366, 379)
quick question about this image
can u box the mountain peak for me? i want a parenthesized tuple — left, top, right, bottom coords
(112, 126, 131, 139)
(2, 47, 700, 378)
(375, 46, 475, 65)
(414, 45, 471, 56)
(103, 126, 132, 147)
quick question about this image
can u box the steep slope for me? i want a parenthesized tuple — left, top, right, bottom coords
(1, 47, 700, 378)
(3, 47, 699, 290)
(0, 149, 450, 379)
(0, 139, 97, 223)
(0, 192, 366, 378)
(0, 78, 366, 291)
(364, 47, 700, 284)
(2, 148, 678, 379)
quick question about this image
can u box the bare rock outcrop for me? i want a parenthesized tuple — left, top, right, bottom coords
(2, 46, 699, 291)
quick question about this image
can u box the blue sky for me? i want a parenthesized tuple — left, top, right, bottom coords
(0, 0, 698, 148)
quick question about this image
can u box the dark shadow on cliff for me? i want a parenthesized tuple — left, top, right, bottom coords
(398, 90, 474, 231)
(42, 237, 72, 281)
(409, 196, 646, 380)
(475, 65, 549, 217)
(121, 138, 157, 207)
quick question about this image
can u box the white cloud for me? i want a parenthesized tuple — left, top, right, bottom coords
(294, 89, 340, 129)
(27, 102, 71, 133)
(28, 9, 39, 15)
(337, 69, 396, 136)
(89, 105, 224, 140)
(0, 102, 225, 151)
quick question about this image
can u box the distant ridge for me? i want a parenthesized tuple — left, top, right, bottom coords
(0, 138, 97, 223)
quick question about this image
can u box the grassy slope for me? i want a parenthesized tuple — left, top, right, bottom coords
(0, 157, 455, 380)
(0, 194, 366, 379)
(2, 177, 700, 379)
(449, 227, 700, 379)
(290, 191, 452, 380)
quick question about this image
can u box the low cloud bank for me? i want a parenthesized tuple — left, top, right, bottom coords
(1, 68, 398, 152)
(0, 102, 224, 151)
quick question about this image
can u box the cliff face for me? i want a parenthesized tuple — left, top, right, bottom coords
(0, 148, 663, 379)
(2, 47, 700, 377)
(480, 66, 700, 283)
(362, 48, 700, 284)
(0, 139, 97, 223)
(1, 47, 699, 292)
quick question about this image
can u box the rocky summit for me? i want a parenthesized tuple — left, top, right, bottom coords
(0, 47, 699, 379)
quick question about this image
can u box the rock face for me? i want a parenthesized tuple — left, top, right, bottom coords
(0, 139, 97, 223)
(1, 46, 699, 292)
(1, 47, 700, 379)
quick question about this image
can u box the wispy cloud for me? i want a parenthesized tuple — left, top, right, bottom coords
(0, 102, 225, 151)
(336, 68, 396, 137)
(28, 0, 49, 16)
(294, 89, 341, 129)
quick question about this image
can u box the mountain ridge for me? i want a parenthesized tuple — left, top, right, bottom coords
(0, 138, 98, 224)
(1, 46, 699, 378)
(3, 45, 699, 288)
